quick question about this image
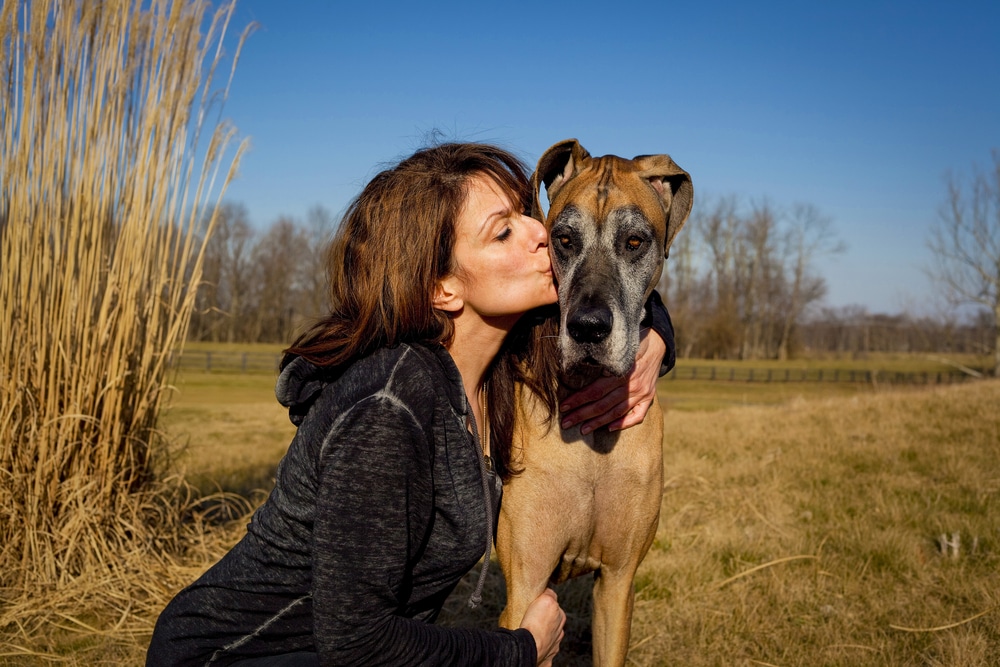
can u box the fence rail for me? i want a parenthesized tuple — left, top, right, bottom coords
(664, 366, 973, 385)
(169, 350, 283, 374)
(169, 350, 977, 386)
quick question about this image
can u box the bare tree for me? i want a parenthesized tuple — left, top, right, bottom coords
(190, 203, 255, 342)
(301, 205, 337, 321)
(775, 203, 844, 360)
(665, 194, 844, 360)
(250, 217, 310, 342)
(657, 226, 703, 357)
(926, 150, 1000, 375)
(698, 196, 742, 358)
(738, 202, 780, 359)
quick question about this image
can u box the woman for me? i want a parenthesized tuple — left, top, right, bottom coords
(148, 142, 672, 666)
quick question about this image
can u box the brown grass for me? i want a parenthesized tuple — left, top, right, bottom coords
(3, 367, 997, 663)
(0, 0, 250, 650)
(627, 379, 1000, 666)
(440, 379, 1000, 666)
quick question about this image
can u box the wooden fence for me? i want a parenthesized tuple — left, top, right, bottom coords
(169, 350, 283, 374)
(663, 366, 972, 385)
(170, 350, 974, 386)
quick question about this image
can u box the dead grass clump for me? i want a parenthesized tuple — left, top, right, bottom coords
(0, 0, 250, 652)
(1, 483, 255, 664)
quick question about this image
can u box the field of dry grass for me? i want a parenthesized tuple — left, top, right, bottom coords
(436, 378, 1000, 666)
(632, 378, 1000, 666)
(3, 362, 998, 665)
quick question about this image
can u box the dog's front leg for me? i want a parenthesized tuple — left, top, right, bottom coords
(496, 504, 560, 630)
(592, 566, 640, 667)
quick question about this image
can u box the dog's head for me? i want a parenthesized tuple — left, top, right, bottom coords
(532, 139, 693, 381)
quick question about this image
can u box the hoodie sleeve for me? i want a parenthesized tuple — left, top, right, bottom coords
(311, 393, 536, 667)
(644, 290, 677, 377)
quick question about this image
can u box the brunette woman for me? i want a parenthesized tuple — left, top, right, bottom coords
(147, 142, 672, 666)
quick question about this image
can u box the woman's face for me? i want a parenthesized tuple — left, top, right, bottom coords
(439, 174, 557, 323)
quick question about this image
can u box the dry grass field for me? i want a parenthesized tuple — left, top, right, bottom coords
(2, 357, 998, 665)
(439, 376, 1000, 666)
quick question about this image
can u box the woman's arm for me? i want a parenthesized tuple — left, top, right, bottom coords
(311, 394, 537, 666)
(558, 291, 675, 434)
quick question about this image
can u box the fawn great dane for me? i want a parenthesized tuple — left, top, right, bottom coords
(497, 139, 692, 666)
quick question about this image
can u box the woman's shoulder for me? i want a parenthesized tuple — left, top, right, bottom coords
(276, 343, 463, 425)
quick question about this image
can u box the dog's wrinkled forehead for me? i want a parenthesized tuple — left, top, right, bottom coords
(548, 156, 667, 235)
(532, 139, 693, 259)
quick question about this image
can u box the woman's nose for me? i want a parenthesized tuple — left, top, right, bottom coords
(525, 215, 548, 247)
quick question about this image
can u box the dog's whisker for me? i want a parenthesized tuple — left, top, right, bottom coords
(539, 327, 652, 340)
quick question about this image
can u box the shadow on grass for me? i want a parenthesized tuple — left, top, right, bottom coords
(439, 562, 601, 666)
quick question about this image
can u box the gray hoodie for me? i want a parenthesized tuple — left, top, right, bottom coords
(147, 343, 534, 666)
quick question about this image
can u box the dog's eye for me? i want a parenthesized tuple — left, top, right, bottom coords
(626, 237, 643, 251)
(558, 235, 572, 249)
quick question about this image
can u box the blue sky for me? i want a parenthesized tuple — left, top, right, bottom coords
(217, 1, 999, 314)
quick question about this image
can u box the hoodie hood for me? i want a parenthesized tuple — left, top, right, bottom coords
(275, 356, 336, 426)
(274, 344, 469, 427)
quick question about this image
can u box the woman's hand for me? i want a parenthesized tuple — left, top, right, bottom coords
(519, 588, 565, 666)
(559, 328, 666, 435)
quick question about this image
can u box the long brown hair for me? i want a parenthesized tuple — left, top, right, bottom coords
(283, 142, 536, 478)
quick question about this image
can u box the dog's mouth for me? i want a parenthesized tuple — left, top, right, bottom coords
(565, 351, 625, 379)
(561, 334, 636, 377)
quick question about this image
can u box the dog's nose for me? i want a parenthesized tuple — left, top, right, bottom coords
(567, 304, 613, 344)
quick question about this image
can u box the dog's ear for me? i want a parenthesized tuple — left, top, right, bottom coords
(632, 154, 693, 258)
(531, 139, 592, 220)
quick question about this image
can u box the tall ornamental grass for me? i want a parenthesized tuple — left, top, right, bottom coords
(0, 0, 250, 612)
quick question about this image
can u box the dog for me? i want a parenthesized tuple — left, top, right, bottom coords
(496, 139, 692, 666)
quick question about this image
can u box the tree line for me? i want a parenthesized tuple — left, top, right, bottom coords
(657, 194, 996, 362)
(658, 197, 845, 359)
(189, 191, 997, 366)
(188, 203, 335, 344)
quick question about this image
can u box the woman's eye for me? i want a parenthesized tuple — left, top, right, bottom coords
(496, 227, 512, 242)
(558, 235, 572, 249)
(626, 237, 643, 251)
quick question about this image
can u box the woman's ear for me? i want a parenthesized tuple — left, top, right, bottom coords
(432, 276, 464, 313)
